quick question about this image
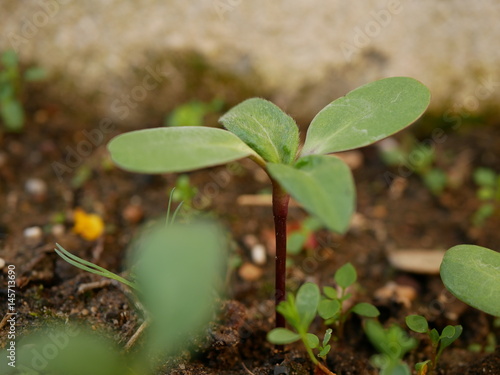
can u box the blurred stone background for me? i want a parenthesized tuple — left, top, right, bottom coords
(1, 0, 500, 125)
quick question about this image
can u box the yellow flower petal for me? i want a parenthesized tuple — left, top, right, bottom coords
(72, 208, 104, 241)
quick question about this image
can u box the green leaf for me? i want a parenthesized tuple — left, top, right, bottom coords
(318, 344, 331, 358)
(267, 328, 301, 344)
(430, 328, 440, 344)
(306, 333, 320, 348)
(1, 50, 18, 68)
(473, 167, 497, 187)
(415, 360, 431, 373)
(219, 98, 299, 164)
(295, 282, 320, 330)
(1, 98, 24, 131)
(267, 155, 355, 233)
(323, 286, 338, 299)
(440, 325, 462, 350)
(24, 67, 47, 81)
(131, 220, 226, 355)
(108, 127, 259, 173)
(405, 315, 429, 333)
(323, 328, 332, 346)
(440, 245, 500, 316)
(318, 299, 341, 320)
(301, 77, 430, 156)
(335, 262, 357, 288)
(352, 302, 380, 317)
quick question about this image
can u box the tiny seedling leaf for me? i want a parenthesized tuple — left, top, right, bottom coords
(108, 127, 259, 173)
(295, 282, 321, 330)
(415, 360, 431, 374)
(440, 245, 500, 316)
(430, 328, 440, 344)
(267, 155, 355, 233)
(405, 315, 429, 333)
(318, 344, 331, 358)
(323, 328, 333, 347)
(440, 325, 462, 350)
(306, 333, 320, 348)
(323, 286, 338, 299)
(219, 98, 299, 164)
(318, 299, 341, 320)
(301, 77, 431, 156)
(1, 98, 24, 131)
(352, 302, 380, 317)
(267, 328, 301, 344)
(335, 262, 357, 288)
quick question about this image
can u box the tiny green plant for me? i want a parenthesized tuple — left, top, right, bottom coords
(0, 50, 46, 131)
(440, 244, 500, 317)
(267, 283, 335, 375)
(471, 167, 500, 226)
(364, 319, 418, 375)
(405, 314, 462, 374)
(170, 174, 198, 212)
(164, 98, 224, 127)
(379, 135, 448, 195)
(318, 263, 380, 340)
(108, 77, 430, 330)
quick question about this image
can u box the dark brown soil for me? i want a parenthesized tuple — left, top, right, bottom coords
(1, 99, 499, 375)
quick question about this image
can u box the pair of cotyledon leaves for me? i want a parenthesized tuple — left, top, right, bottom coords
(108, 77, 431, 234)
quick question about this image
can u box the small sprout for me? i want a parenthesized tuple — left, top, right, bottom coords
(319, 263, 380, 339)
(471, 167, 500, 226)
(72, 208, 105, 241)
(406, 314, 462, 373)
(365, 319, 417, 375)
(267, 283, 335, 374)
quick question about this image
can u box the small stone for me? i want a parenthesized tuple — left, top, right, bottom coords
(0, 258, 5, 270)
(51, 224, 65, 237)
(122, 204, 144, 224)
(23, 226, 43, 244)
(251, 244, 267, 265)
(25, 178, 47, 201)
(81, 308, 89, 316)
(388, 249, 446, 274)
(374, 281, 418, 308)
(238, 262, 263, 282)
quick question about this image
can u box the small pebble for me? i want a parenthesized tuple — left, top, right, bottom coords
(51, 223, 66, 237)
(23, 226, 43, 244)
(25, 178, 47, 201)
(251, 244, 267, 265)
(81, 308, 89, 316)
(122, 204, 144, 224)
(0, 258, 5, 270)
(238, 262, 263, 282)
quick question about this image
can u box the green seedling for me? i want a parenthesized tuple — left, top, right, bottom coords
(440, 244, 500, 317)
(364, 319, 417, 375)
(0, 50, 46, 131)
(405, 314, 462, 374)
(318, 263, 380, 340)
(380, 135, 447, 195)
(267, 283, 335, 375)
(108, 77, 430, 329)
(471, 167, 500, 226)
(164, 98, 224, 127)
(170, 174, 198, 212)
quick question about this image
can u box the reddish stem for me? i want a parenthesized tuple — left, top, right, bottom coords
(272, 180, 290, 330)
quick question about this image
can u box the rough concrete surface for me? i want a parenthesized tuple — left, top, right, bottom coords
(1, 0, 500, 122)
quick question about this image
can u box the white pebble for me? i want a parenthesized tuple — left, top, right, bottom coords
(24, 226, 43, 242)
(0, 258, 5, 269)
(251, 244, 267, 265)
(25, 178, 47, 196)
(51, 224, 65, 237)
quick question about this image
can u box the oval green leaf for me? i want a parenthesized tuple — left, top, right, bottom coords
(335, 262, 357, 288)
(267, 155, 355, 233)
(267, 328, 301, 345)
(306, 333, 320, 348)
(352, 302, 380, 318)
(318, 299, 341, 320)
(301, 77, 431, 156)
(440, 245, 500, 316)
(296, 282, 320, 330)
(219, 98, 299, 164)
(108, 127, 259, 173)
(405, 315, 428, 333)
